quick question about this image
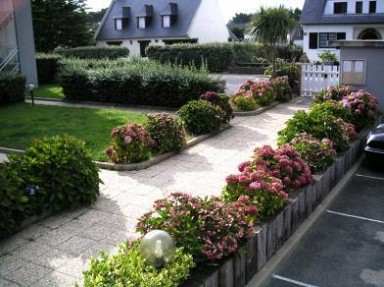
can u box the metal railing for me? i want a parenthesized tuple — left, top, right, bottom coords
(0, 46, 19, 74)
(0, 10, 13, 31)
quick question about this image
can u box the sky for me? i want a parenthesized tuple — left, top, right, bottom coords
(86, 0, 305, 22)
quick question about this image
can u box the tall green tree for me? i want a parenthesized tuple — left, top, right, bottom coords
(32, 0, 93, 52)
(249, 6, 294, 76)
(228, 13, 253, 24)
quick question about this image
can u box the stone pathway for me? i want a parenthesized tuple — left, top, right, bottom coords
(0, 99, 309, 287)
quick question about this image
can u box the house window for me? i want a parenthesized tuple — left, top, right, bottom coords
(309, 33, 318, 49)
(309, 32, 346, 49)
(138, 17, 146, 29)
(162, 15, 171, 28)
(369, 1, 376, 13)
(356, 1, 363, 13)
(106, 41, 123, 46)
(334, 2, 348, 14)
(115, 19, 123, 30)
(342, 60, 365, 85)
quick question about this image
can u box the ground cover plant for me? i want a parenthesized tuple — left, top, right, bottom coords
(34, 84, 64, 99)
(0, 103, 146, 161)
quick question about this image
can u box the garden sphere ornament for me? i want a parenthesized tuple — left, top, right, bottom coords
(140, 230, 176, 268)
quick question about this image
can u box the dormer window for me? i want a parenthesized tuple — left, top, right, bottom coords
(160, 3, 178, 28)
(113, 7, 130, 30)
(356, 1, 363, 14)
(137, 5, 153, 29)
(369, 1, 376, 13)
(334, 2, 347, 14)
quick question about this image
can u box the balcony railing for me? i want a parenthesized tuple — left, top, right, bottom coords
(0, 46, 19, 74)
(0, 10, 13, 31)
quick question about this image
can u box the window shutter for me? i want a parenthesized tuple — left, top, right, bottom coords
(309, 33, 318, 49)
(337, 33, 346, 40)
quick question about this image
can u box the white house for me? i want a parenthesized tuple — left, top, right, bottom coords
(300, 0, 384, 62)
(95, 0, 230, 57)
(0, 0, 37, 85)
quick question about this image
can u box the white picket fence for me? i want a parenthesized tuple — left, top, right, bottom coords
(301, 64, 340, 96)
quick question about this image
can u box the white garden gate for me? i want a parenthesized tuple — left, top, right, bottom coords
(301, 64, 340, 96)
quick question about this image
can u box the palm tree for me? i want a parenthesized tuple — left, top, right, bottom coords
(248, 6, 294, 76)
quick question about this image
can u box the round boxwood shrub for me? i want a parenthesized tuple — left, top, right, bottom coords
(177, 100, 225, 135)
(82, 241, 195, 287)
(145, 113, 187, 154)
(7, 135, 100, 215)
(106, 124, 155, 163)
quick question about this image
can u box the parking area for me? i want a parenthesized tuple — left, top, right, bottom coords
(259, 161, 384, 287)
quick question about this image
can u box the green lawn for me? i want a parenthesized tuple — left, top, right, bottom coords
(34, 84, 65, 99)
(0, 103, 146, 161)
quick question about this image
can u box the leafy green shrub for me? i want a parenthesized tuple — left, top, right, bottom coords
(290, 133, 337, 173)
(36, 53, 62, 84)
(270, 75, 292, 102)
(223, 168, 286, 218)
(82, 241, 194, 287)
(7, 136, 101, 214)
(230, 93, 258, 111)
(318, 50, 338, 64)
(230, 42, 267, 63)
(0, 72, 26, 106)
(137, 193, 253, 263)
(177, 100, 225, 135)
(106, 124, 155, 163)
(145, 113, 187, 154)
(56, 46, 129, 59)
(233, 80, 275, 107)
(0, 163, 28, 239)
(200, 91, 234, 123)
(340, 90, 379, 131)
(266, 61, 300, 95)
(310, 100, 354, 124)
(146, 43, 233, 73)
(277, 110, 350, 151)
(312, 85, 353, 103)
(276, 45, 303, 62)
(59, 59, 224, 107)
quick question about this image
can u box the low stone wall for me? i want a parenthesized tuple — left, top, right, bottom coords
(182, 127, 370, 287)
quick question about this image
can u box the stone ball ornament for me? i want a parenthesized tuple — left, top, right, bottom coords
(140, 230, 176, 268)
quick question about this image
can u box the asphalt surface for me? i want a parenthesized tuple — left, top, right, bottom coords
(260, 161, 384, 287)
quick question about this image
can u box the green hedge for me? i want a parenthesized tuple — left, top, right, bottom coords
(55, 46, 130, 59)
(36, 53, 62, 84)
(146, 43, 233, 73)
(59, 59, 225, 107)
(0, 72, 26, 106)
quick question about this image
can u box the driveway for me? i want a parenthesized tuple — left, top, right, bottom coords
(210, 74, 269, 94)
(257, 161, 384, 287)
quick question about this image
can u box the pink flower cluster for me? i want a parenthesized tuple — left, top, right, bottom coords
(252, 145, 313, 191)
(111, 124, 155, 147)
(235, 80, 276, 106)
(200, 91, 218, 102)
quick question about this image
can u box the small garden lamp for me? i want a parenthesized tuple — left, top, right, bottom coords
(28, 84, 35, 106)
(140, 230, 176, 268)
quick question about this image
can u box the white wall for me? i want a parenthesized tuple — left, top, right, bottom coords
(188, 0, 229, 43)
(302, 25, 354, 61)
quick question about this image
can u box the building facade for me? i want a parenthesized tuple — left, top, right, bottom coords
(0, 0, 37, 85)
(300, 0, 384, 62)
(95, 0, 230, 57)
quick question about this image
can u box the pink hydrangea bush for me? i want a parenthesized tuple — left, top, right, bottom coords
(231, 80, 276, 110)
(313, 85, 353, 103)
(251, 145, 313, 192)
(105, 123, 155, 163)
(136, 193, 254, 263)
(340, 90, 378, 130)
(223, 168, 287, 218)
(290, 133, 337, 173)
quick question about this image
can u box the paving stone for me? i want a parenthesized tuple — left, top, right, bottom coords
(77, 223, 119, 242)
(3, 262, 52, 286)
(39, 214, 74, 229)
(32, 248, 74, 269)
(0, 278, 22, 287)
(0, 255, 28, 277)
(16, 225, 52, 241)
(0, 237, 29, 256)
(56, 236, 98, 256)
(56, 256, 91, 279)
(10, 241, 53, 262)
(30, 271, 81, 287)
(34, 229, 75, 248)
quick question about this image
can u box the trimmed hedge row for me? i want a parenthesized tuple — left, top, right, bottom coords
(36, 53, 62, 84)
(59, 59, 225, 107)
(55, 46, 129, 59)
(146, 43, 233, 73)
(0, 72, 26, 106)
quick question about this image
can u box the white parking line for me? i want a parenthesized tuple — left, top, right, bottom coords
(327, 210, 384, 224)
(355, 174, 384, 181)
(273, 275, 323, 287)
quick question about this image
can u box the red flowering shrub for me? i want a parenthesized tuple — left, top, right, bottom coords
(251, 82, 276, 106)
(223, 168, 287, 218)
(340, 90, 378, 130)
(200, 91, 234, 123)
(136, 193, 254, 263)
(290, 133, 337, 173)
(230, 93, 258, 111)
(313, 85, 353, 103)
(105, 124, 155, 163)
(231, 80, 276, 110)
(251, 145, 313, 191)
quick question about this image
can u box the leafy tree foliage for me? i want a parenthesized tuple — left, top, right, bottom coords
(32, 0, 93, 52)
(228, 13, 253, 24)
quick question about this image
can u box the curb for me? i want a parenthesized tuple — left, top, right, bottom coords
(233, 102, 279, 117)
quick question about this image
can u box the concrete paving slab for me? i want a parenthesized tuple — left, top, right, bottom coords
(56, 236, 98, 257)
(2, 262, 52, 286)
(30, 271, 80, 287)
(0, 278, 21, 287)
